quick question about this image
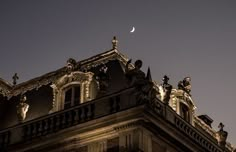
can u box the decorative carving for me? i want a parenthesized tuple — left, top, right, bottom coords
(216, 122, 228, 147)
(112, 36, 118, 49)
(1, 49, 129, 98)
(114, 120, 142, 131)
(12, 73, 19, 86)
(150, 98, 163, 115)
(126, 62, 157, 104)
(131, 68, 157, 104)
(16, 95, 29, 122)
(96, 64, 109, 93)
(0, 87, 10, 97)
(49, 86, 58, 113)
(50, 71, 96, 112)
(136, 81, 157, 104)
(158, 75, 172, 104)
(178, 77, 191, 94)
(125, 59, 146, 87)
(55, 72, 91, 88)
(66, 58, 79, 73)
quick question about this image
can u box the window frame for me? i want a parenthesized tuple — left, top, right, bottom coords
(63, 84, 81, 109)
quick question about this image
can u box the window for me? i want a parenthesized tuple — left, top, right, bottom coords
(64, 86, 80, 109)
(180, 103, 190, 122)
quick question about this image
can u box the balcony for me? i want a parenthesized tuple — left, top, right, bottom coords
(0, 87, 225, 152)
(0, 87, 138, 151)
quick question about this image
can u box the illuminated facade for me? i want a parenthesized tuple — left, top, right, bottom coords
(0, 37, 235, 152)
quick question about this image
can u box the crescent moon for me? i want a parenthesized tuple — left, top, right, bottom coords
(130, 27, 135, 33)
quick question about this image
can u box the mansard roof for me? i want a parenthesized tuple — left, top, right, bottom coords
(0, 48, 129, 98)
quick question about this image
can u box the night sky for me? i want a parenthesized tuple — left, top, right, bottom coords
(1, 1, 236, 144)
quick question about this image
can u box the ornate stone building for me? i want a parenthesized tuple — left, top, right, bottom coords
(0, 37, 235, 152)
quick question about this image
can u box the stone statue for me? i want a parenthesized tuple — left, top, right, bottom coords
(66, 58, 78, 73)
(216, 122, 228, 148)
(16, 95, 29, 122)
(125, 59, 146, 87)
(158, 75, 172, 104)
(96, 64, 110, 92)
(136, 80, 157, 104)
(178, 77, 191, 94)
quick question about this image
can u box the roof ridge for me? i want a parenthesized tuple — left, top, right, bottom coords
(0, 48, 128, 98)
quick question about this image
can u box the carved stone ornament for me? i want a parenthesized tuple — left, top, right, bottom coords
(66, 58, 78, 73)
(16, 95, 29, 122)
(96, 64, 109, 93)
(112, 36, 118, 49)
(125, 59, 146, 87)
(216, 123, 228, 147)
(136, 81, 157, 104)
(158, 75, 172, 104)
(132, 68, 157, 104)
(54, 71, 92, 88)
(12, 73, 19, 86)
(0, 49, 129, 99)
(178, 77, 191, 94)
(50, 71, 97, 113)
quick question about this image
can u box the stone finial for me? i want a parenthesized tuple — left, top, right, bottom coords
(112, 36, 118, 49)
(216, 122, 228, 148)
(12, 73, 19, 86)
(146, 67, 152, 81)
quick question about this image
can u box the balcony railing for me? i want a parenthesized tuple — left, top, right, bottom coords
(0, 87, 138, 150)
(0, 86, 225, 152)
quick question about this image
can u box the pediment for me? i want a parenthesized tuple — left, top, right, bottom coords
(53, 71, 94, 89)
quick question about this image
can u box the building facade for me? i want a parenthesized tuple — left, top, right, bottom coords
(0, 37, 234, 152)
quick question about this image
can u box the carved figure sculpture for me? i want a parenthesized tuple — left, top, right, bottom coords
(125, 59, 146, 87)
(136, 80, 157, 104)
(16, 95, 29, 122)
(96, 64, 110, 92)
(178, 77, 191, 94)
(158, 75, 172, 104)
(66, 58, 78, 73)
(216, 122, 228, 148)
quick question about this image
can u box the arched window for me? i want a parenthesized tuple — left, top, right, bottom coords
(180, 103, 190, 122)
(64, 86, 80, 109)
(50, 71, 98, 113)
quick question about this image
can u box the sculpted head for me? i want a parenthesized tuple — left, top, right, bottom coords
(162, 75, 169, 85)
(134, 60, 142, 69)
(66, 58, 77, 71)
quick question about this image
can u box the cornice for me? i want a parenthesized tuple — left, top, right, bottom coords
(0, 49, 129, 99)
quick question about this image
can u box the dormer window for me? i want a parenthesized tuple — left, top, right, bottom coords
(170, 89, 196, 125)
(50, 71, 98, 113)
(64, 86, 80, 109)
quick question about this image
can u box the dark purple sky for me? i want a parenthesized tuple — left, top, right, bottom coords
(1, 0, 236, 144)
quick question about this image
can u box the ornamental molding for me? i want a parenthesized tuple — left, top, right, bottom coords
(171, 88, 196, 109)
(114, 120, 144, 131)
(194, 116, 216, 138)
(53, 71, 93, 89)
(49, 71, 96, 113)
(0, 49, 128, 99)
